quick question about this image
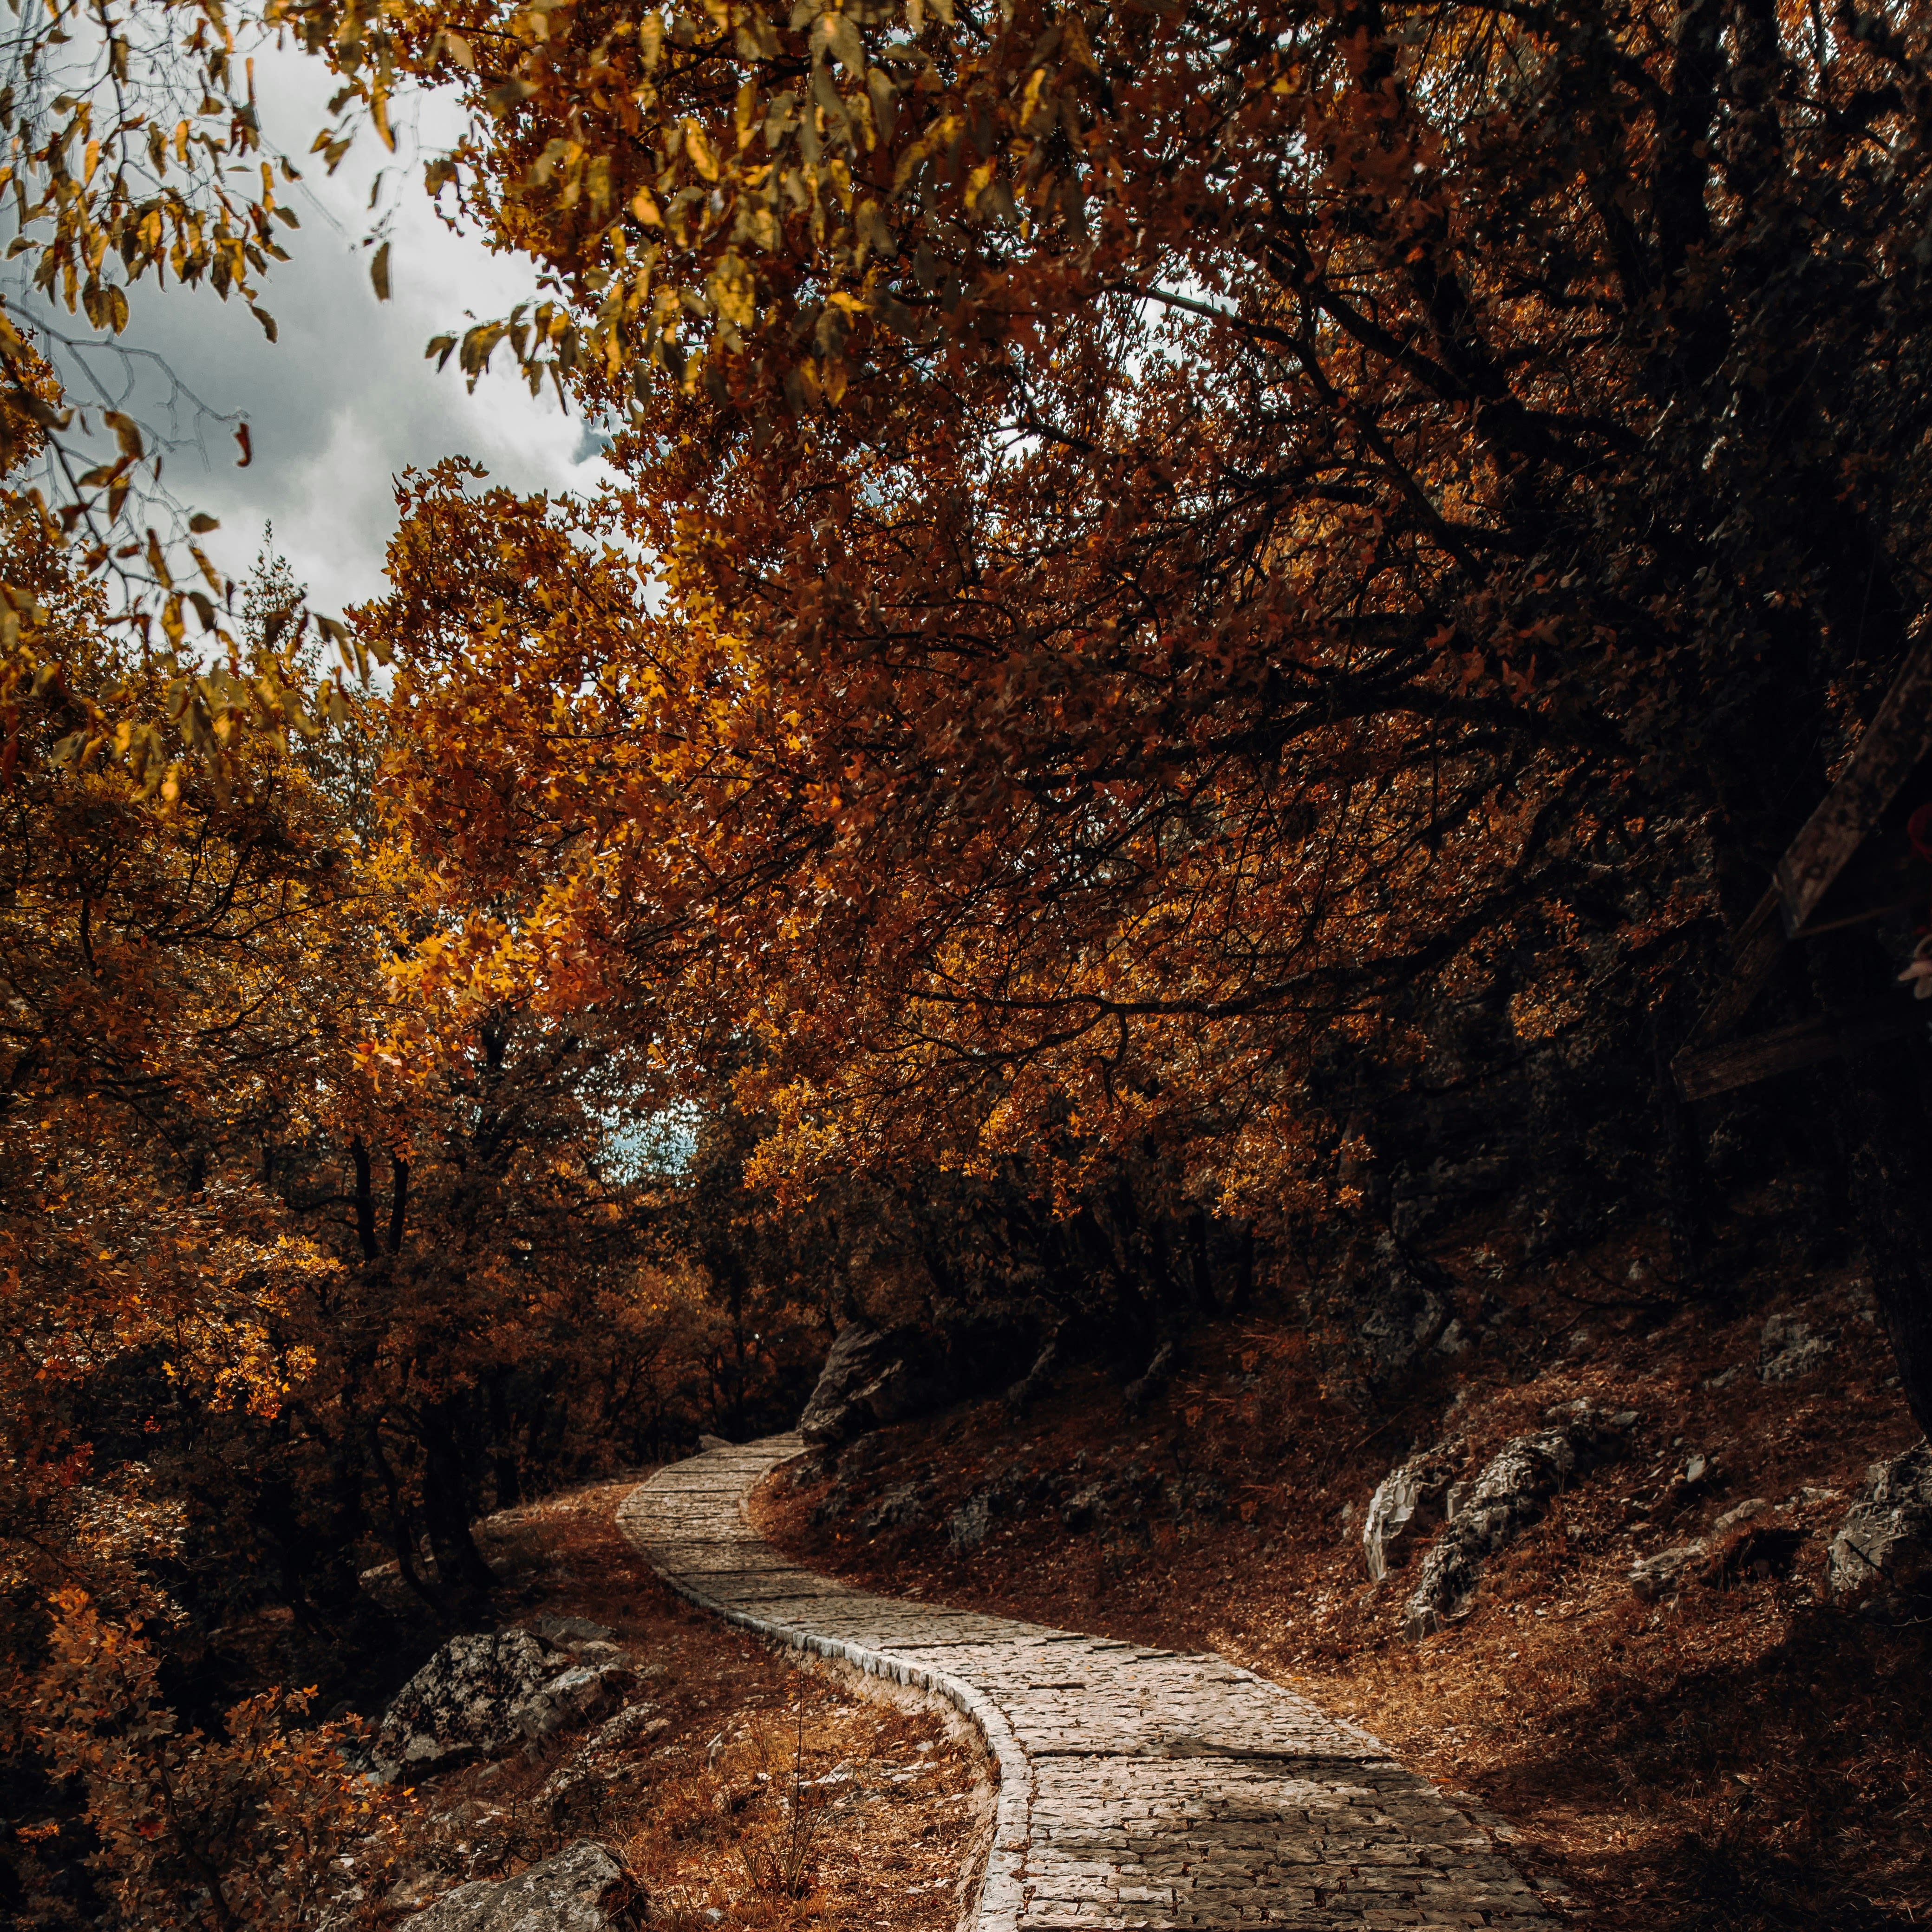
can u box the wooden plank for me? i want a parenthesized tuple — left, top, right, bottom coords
(1672, 1007, 1925, 1103)
(1776, 639, 1932, 936)
(1789, 891, 1922, 940)
(1682, 886, 1786, 1050)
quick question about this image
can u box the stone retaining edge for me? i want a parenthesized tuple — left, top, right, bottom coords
(616, 1443, 1030, 1932)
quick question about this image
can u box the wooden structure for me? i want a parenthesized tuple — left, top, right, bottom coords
(1672, 640, 1932, 1103)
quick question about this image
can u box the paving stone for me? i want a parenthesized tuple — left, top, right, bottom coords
(618, 1436, 1548, 1931)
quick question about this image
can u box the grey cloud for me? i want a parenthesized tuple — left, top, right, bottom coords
(5, 39, 610, 620)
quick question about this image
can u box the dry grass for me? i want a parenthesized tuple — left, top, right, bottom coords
(751, 1239, 1932, 1931)
(367, 1477, 992, 1931)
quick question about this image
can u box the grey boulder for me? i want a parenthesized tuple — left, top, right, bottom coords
(409, 1842, 641, 1932)
(1828, 1440, 1932, 1599)
(374, 1632, 638, 1779)
(374, 1631, 557, 1779)
(1630, 1542, 1706, 1602)
(587, 1701, 667, 1755)
(515, 1663, 639, 1746)
(1401, 1405, 1631, 1637)
(1352, 1235, 1456, 1379)
(1759, 1311, 1837, 1384)
(798, 1322, 947, 1444)
(1362, 1452, 1456, 1583)
(532, 1614, 615, 1648)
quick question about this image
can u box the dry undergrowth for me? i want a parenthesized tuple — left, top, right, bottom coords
(373, 1478, 991, 1932)
(752, 1237, 1932, 1932)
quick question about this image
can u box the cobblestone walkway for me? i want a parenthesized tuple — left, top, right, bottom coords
(618, 1435, 1550, 1931)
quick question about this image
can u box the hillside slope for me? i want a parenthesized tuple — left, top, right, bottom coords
(753, 1241, 1930, 1930)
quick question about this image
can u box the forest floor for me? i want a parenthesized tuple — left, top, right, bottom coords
(751, 1224, 1932, 1932)
(367, 1477, 992, 1931)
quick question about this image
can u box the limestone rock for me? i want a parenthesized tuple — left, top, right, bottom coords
(948, 1494, 992, 1551)
(1362, 1453, 1456, 1583)
(409, 1841, 641, 1932)
(1401, 1407, 1630, 1636)
(1630, 1542, 1706, 1602)
(568, 1641, 629, 1667)
(373, 1631, 556, 1780)
(374, 1632, 644, 1780)
(1353, 1234, 1456, 1379)
(514, 1663, 639, 1747)
(1759, 1311, 1837, 1384)
(1828, 1439, 1932, 1599)
(534, 1704, 669, 1833)
(797, 1322, 947, 1444)
(856, 1480, 928, 1535)
(532, 1615, 615, 1648)
(587, 1702, 668, 1756)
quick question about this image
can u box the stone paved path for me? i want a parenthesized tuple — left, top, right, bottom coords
(618, 1435, 1551, 1931)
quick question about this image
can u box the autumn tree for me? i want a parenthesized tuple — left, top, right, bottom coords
(0, 458, 744, 1922)
(307, 0, 1932, 1424)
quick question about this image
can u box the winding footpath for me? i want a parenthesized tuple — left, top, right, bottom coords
(618, 1435, 1551, 1931)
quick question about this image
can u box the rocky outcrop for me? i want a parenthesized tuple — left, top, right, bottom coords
(1362, 1451, 1457, 1583)
(947, 1494, 992, 1551)
(410, 1842, 642, 1932)
(1759, 1312, 1837, 1384)
(1059, 1463, 1224, 1535)
(373, 1632, 639, 1779)
(373, 1631, 557, 1779)
(798, 1323, 936, 1444)
(532, 1614, 615, 1647)
(1629, 1542, 1705, 1602)
(1352, 1235, 1457, 1379)
(1828, 1440, 1932, 1599)
(537, 1702, 669, 1832)
(1400, 1404, 1633, 1637)
(856, 1480, 929, 1534)
(939, 1457, 1062, 1547)
(514, 1662, 639, 1747)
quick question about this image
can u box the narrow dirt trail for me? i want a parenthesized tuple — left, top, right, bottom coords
(620, 1434, 1551, 1932)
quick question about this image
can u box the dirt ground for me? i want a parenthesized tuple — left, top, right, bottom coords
(751, 1238, 1932, 1932)
(368, 1477, 992, 1931)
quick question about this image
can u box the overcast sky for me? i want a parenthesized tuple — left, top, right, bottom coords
(6, 39, 611, 622)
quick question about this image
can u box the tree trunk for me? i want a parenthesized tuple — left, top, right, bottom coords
(366, 1421, 447, 1620)
(1839, 1041, 1932, 1438)
(486, 1372, 522, 1509)
(1812, 927, 1932, 1437)
(418, 1402, 498, 1607)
